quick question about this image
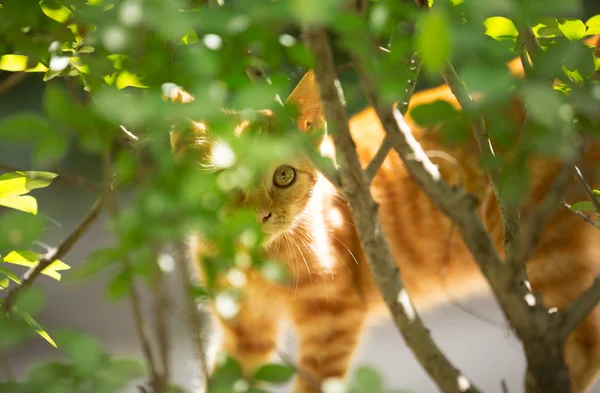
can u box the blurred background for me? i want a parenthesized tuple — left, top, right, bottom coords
(2, 0, 600, 391)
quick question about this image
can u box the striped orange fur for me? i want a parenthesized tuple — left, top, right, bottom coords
(171, 34, 600, 393)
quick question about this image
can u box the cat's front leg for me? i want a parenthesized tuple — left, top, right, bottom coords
(290, 286, 367, 393)
(214, 272, 285, 378)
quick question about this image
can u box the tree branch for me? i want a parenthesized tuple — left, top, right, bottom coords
(151, 248, 171, 384)
(365, 54, 422, 183)
(174, 241, 210, 389)
(562, 200, 600, 228)
(304, 25, 482, 393)
(0, 72, 28, 97)
(574, 165, 600, 212)
(517, 25, 542, 64)
(513, 158, 580, 266)
(101, 151, 162, 392)
(440, 63, 522, 269)
(1, 198, 105, 312)
(560, 277, 600, 336)
(365, 137, 391, 182)
(353, 47, 571, 393)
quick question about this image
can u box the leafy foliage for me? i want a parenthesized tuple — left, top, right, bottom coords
(0, 0, 599, 392)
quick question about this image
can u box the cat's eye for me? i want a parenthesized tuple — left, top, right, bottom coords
(273, 165, 297, 188)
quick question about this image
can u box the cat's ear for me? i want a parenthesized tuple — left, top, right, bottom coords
(286, 70, 325, 133)
(161, 83, 208, 156)
(162, 82, 195, 104)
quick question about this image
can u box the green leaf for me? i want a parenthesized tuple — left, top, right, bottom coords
(54, 329, 105, 375)
(484, 17, 518, 40)
(44, 84, 73, 123)
(252, 363, 296, 384)
(66, 247, 120, 282)
(352, 366, 383, 393)
(0, 212, 44, 251)
(410, 100, 459, 127)
(106, 269, 132, 301)
(40, 0, 73, 23)
(0, 313, 31, 349)
(570, 200, 598, 212)
(417, 9, 452, 73)
(3, 250, 70, 281)
(593, 189, 600, 196)
(259, 260, 289, 285)
(558, 19, 587, 41)
(586, 15, 600, 35)
(0, 113, 54, 142)
(13, 287, 45, 315)
(522, 83, 563, 127)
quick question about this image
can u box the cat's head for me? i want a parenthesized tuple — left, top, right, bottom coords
(166, 72, 329, 245)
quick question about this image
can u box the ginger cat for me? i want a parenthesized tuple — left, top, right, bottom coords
(169, 34, 600, 393)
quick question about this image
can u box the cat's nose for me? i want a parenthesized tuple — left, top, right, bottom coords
(259, 210, 272, 224)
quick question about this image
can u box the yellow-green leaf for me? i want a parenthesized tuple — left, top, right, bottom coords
(3, 250, 70, 281)
(484, 16, 518, 39)
(40, 0, 74, 23)
(0, 195, 38, 214)
(19, 310, 57, 347)
(182, 30, 199, 45)
(0, 177, 28, 198)
(587, 15, 600, 35)
(0, 55, 28, 72)
(70, 57, 90, 74)
(558, 19, 587, 40)
(115, 70, 147, 89)
(0, 171, 58, 197)
(0, 267, 21, 285)
(0, 55, 47, 72)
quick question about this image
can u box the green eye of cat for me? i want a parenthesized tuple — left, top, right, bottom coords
(273, 165, 296, 188)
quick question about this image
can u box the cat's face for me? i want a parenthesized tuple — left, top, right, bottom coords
(231, 154, 320, 243)
(167, 72, 326, 245)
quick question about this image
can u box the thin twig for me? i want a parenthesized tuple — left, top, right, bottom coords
(1, 198, 105, 312)
(574, 165, 600, 212)
(440, 62, 522, 269)
(514, 157, 582, 266)
(304, 25, 482, 393)
(101, 151, 161, 390)
(0, 72, 28, 97)
(562, 200, 600, 228)
(365, 54, 422, 183)
(501, 379, 510, 393)
(152, 247, 171, 383)
(517, 25, 543, 63)
(560, 277, 600, 336)
(365, 137, 391, 182)
(174, 241, 210, 389)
